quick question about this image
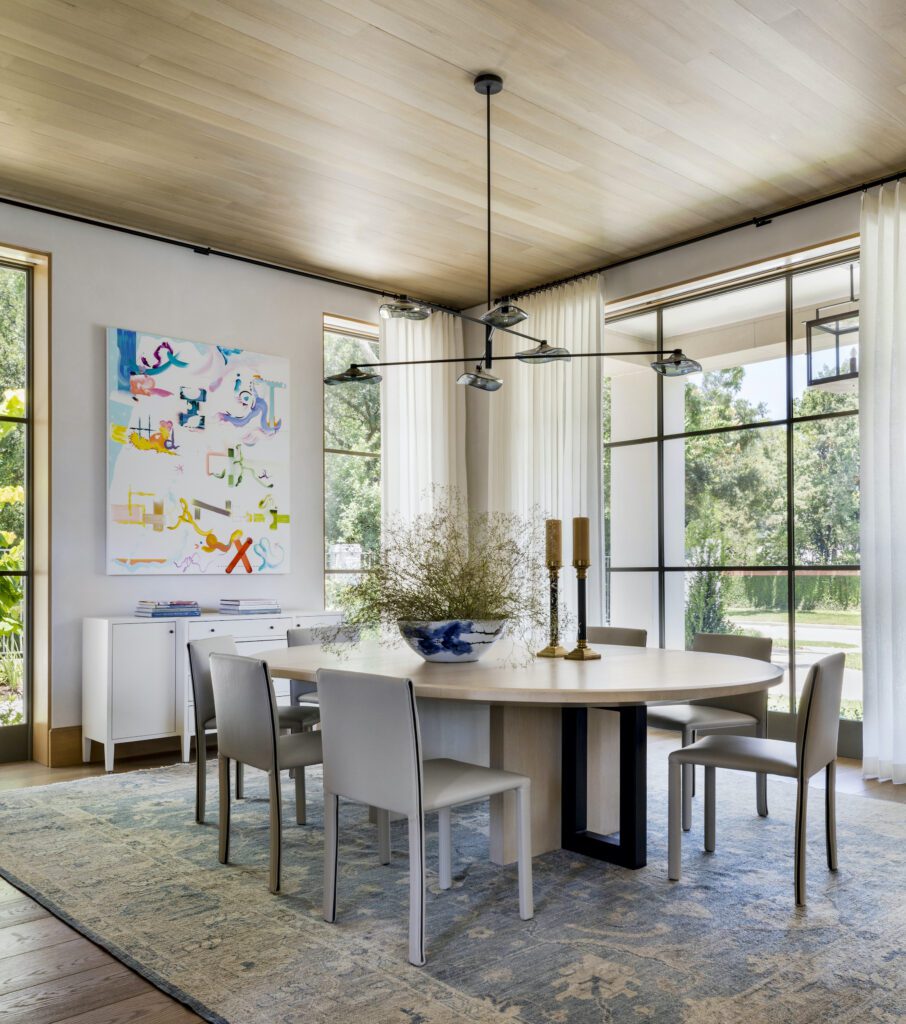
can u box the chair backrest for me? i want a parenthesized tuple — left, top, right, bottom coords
(209, 653, 280, 773)
(287, 624, 361, 647)
(286, 626, 361, 699)
(691, 632, 773, 718)
(317, 669, 422, 818)
(796, 653, 845, 778)
(187, 636, 237, 727)
(587, 625, 647, 647)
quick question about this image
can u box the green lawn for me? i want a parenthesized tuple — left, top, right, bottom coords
(728, 609, 861, 627)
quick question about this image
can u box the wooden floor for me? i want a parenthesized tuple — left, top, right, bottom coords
(0, 738, 902, 1023)
(0, 750, 203, 1024)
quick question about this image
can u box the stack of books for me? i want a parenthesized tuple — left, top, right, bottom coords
(219, 598, 281, 616)
(135, 600, 201, 618)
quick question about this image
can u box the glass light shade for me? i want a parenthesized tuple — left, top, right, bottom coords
(480, 302, 529, 328)
(379, 299, 432, 321)
(651, 349, 702, 377)
(457, 365, 503, 391)
(324, 365, 382, 386)
(515, 341, 571, 363)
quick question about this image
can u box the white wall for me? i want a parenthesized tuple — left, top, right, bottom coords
(604, 194, 860, 302)
(0, 204, 380, 728)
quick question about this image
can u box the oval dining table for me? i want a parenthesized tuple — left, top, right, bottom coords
(262, 641, 783, 870)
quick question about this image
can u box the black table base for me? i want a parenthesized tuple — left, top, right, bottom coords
(561, 706, 647, 869)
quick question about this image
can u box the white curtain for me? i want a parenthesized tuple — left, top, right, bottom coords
(380, 311, 468, 519)
(483, 275, 605, 621)
(860, 183, 906, 784)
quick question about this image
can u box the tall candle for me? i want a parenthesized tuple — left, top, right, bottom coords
(573, 516, 590, 565)
(545, 519, 562, 566)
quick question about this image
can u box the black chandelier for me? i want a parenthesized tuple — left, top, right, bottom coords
(325, 74, 701, 390)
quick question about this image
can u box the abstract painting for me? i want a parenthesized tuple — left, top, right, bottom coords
(106, 327, 290, 575)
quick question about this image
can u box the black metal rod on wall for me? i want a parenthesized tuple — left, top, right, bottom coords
(656, 308, 666, 648)
(785, 273, 798, 713)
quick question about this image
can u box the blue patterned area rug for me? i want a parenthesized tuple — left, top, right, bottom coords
(0, 755, 904, 1024)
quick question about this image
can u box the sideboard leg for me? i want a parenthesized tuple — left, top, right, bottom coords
(82, 736, 92, 764)
(104, 741, 115, 773)
(181, 732, 191, 763)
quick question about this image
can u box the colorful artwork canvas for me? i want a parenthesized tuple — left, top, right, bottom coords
(106, 327, 290, 575)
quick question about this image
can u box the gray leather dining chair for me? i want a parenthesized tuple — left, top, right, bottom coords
(285, 624, 360, 706)
(209, 652, 324, 894)
(317, 668, 533, 967)
(188, 637, 318, 823)
(668, 652, 845, 906)
(648, 632, 773, 831)
(587, 625, 648, 647)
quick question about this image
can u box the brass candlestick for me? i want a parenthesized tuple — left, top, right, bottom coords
(536, 562, 568, 658)
(566, 517, 601, 661)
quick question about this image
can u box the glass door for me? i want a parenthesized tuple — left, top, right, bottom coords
(0, 261, 29, 762)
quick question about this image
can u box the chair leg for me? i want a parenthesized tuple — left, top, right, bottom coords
(407, 813, 426, 967)
(795, 777, 809, 906)
(756, 772, 769, 818)
(682, 728, 693, 832)
(323, 791, 339, 923)
(826, 761, 838, 872)
(377, 809, 391, 865)
(268, 770, 282, 894)
(218, 754, 230, 865)
(704, 766, 716, 853)
(437, 806, 452, 890)
(235, 760, 245, 800)
(668, 759, 682, 881)
(690, 730, 696, 797)
(294, 765, 307, 825)
(756, 719, 769, 818)
(195, 739, 206, 824)
(515, 783, 534, 920)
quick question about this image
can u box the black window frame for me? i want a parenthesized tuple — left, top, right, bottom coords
(0, 257, 32, 761)
(603, 251, 860, 727)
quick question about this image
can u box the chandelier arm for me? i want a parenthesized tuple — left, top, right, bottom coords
(350, 349, 665, 370)
(434, 306, 548, 345)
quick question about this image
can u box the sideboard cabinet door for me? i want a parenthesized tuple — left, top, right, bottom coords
(111, 622, 177, 741)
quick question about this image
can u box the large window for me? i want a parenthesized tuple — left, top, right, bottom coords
(323, 314, 380, 608)
(0, 262, 29, 742)
(604, 254, 861, 722)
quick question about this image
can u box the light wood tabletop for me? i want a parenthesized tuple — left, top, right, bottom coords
(262, 641, 784, 706)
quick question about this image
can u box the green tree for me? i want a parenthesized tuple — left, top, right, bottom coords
(0, 268, 26, 544)
(0, 267, 26, 725)
(323, 332, 381, 563)
(684, 369, 787, 567)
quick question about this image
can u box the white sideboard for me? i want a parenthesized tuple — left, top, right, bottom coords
(82, 609, 341, 771)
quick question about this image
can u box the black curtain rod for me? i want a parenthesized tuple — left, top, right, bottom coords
(3, 162, 902, 310)
(509, 166, 906, 301)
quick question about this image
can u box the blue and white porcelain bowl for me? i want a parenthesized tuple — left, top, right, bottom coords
(397, 619, 506, 663)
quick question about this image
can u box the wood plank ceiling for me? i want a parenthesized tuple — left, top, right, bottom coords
(1, 1, 905, 307)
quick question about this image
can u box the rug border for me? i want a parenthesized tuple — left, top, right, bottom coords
(0, 864, 230, 1024)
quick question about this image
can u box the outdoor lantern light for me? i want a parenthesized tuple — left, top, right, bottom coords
(805, 310, 859, 391)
